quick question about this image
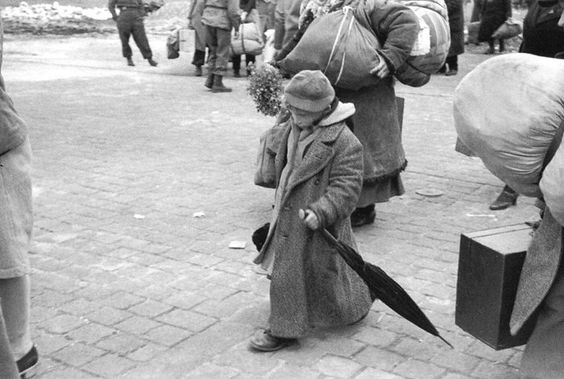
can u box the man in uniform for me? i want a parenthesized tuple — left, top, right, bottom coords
(108, 0, 158, 67)
(201, 0, 240, 92)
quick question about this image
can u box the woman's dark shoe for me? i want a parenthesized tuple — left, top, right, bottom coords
(147, 58, 158, 67)
(351, 206, 376, 227)
(17, 345, 38, 378)
(249, 329, 295, 352)
(489, 189, 518, 210)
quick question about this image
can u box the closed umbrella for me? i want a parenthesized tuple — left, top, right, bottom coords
(320, 228, 453, 348)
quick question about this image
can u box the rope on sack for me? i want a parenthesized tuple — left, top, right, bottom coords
(324, 6, 354, 85)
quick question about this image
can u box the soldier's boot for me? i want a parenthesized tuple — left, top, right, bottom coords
(127, 57, 135, 66)
(205, 73, 215, 89)
(211, 75, 232, 93)
(148, 58, 158, 67)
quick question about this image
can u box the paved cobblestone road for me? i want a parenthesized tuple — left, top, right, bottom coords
(2, 33, 540, 378)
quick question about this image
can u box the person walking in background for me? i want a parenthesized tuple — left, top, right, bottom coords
(108, 0, 158, 67)
(0, 19, 38, 378)
(201, 0, 241, 92)
(251, 70, 373, 352)
(490, 0, 563, 211)
(188, 0, 208, 76)
(441, 0, 465, 75)
(335, 0, 419, 227)
(232, 0, 257, 77)
(477, 0, 512, 54)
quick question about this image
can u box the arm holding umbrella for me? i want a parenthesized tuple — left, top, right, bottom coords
(298, 209, 454, 348)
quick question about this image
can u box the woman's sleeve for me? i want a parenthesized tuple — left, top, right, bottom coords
(368, 1, 420, 72)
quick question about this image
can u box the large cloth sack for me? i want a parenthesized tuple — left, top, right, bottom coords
(394, 0, 450, 87)
(278, 6, 382, 90)
(231, 22, 265, 56)
(540, 122, 564, 226)
(454, 54, 564, 199)
(491, 18, 522, 39)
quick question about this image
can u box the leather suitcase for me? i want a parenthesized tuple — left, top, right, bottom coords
(455, 224, 538, 350)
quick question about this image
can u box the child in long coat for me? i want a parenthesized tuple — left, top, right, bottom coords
(251, 70, 373, 351)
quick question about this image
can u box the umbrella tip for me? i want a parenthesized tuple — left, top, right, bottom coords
(438, 335, 454, 349)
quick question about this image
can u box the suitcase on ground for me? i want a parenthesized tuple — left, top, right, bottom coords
(455, 224, 538, 350)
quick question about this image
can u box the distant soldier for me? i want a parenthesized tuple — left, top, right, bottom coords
(201, 0, 241, 92)
(108, 0, 158, 67)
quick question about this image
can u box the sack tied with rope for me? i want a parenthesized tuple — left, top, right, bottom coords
(231, 21, 265, 56)
(277, 6, 382, 90)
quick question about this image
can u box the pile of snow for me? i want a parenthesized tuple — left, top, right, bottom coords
(1, 1, 114, 34)
(2, 2, 112, 21)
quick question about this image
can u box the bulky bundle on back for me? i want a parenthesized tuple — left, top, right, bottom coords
(454, 54, 564, 225)
(394, 0, 450, 87)
(278, 5, 382, 90)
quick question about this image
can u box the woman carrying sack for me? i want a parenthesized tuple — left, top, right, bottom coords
(334, 0, 419, 227)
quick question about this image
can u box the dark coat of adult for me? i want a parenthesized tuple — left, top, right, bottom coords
(254, 104, 373, 338)
(520, 0, 564, 57)
(445, 0, 465, 56)
(335, 0, 419, 185)
(477, 0, 512, 41)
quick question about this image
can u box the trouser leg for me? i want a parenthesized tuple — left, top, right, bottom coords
(117, 19, 133, 58)
(192, 49, 206, 66)
(446, 55, 458, 70)
(213, 28, 232, 75)
(0, 307, 18, 379)
(131, 18, 153, 59)
(205, 25, 218, 73)
(0, 276, 32, 360)
(232, 54, 241, 72)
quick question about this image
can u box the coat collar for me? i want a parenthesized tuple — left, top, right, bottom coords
(276, 121, 346, 196)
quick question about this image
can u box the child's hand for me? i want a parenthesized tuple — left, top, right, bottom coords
(299, 209, 320, 230)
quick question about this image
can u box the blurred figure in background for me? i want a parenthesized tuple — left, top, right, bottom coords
(201, 0, 241, 92)
(188, 0, 208, 76)
(232, 0, 257, 77)
(441, 0, 465, 75)
(520, 0, 564, 57)
(108, 0, 158, 66)
(477, 0, 512, 53)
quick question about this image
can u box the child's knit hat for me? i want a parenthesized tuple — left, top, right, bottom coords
(284, 70, 335, 112)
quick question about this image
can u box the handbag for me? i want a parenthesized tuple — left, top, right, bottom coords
(254, 110, 290, 188)
(491, 18, 522, 39)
